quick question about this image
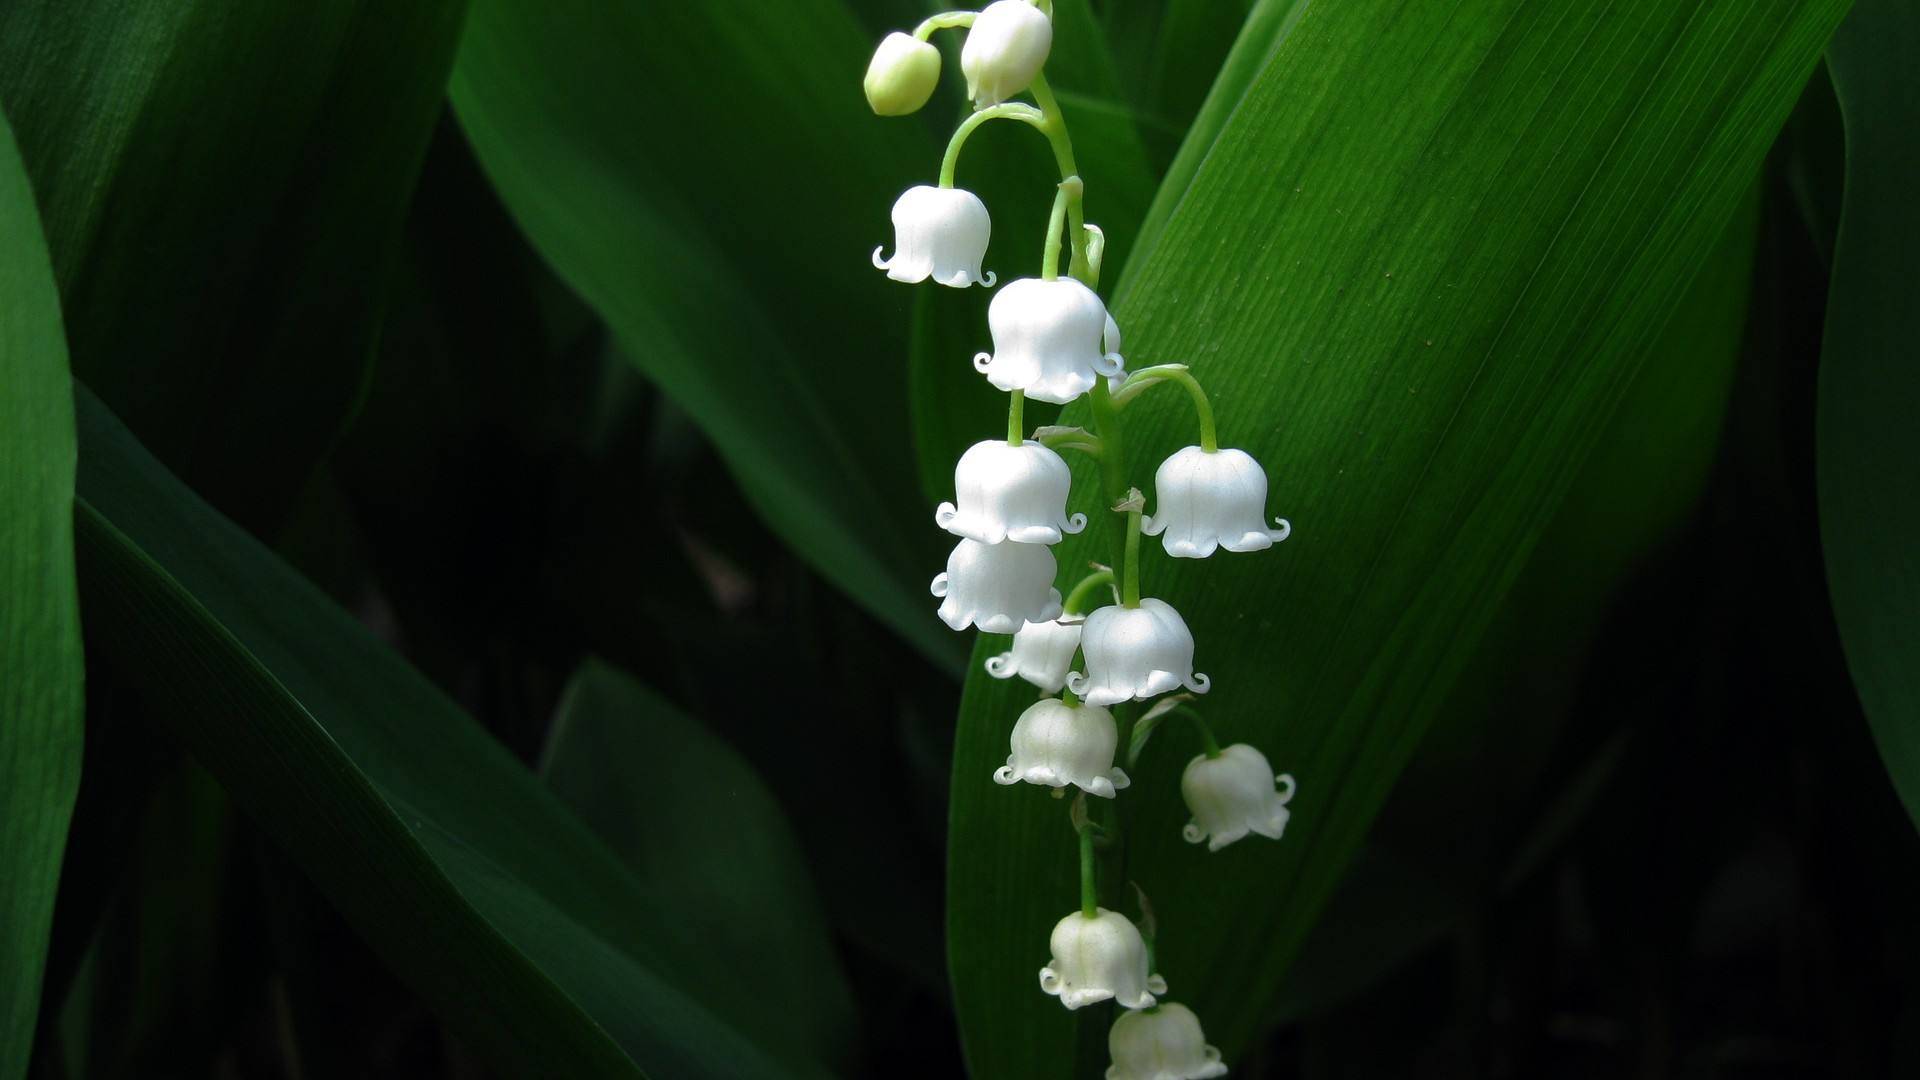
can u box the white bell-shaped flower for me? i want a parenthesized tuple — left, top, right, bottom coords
(931, 538, 1062, 633)
(993, 698, 1130, 797)
(1142, 446, 1291, 558)
(936, 439, 1086, 545)
(1181, 745, 1296, 852)
(1068, 599, 1209, 707)
(863, 32, 941, 116)
(960, 0, 1052, 106)
(984, 616, 1082, 692)
(872, 185, 996, 288)
(1106, 1003, 1228, 1080)
(1039, 908, 1166, 1010)
(974, 277, 1125, 404)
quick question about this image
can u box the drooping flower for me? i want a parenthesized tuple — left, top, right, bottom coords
(985, 615, 1083, 693)
(960, 0, 1052, 106)
(1181, 745, 1296, 852)
(1105, 1003, 1228, 1080)
(863, 32, 941, 116)
(1068, 599, 1209, 707)
(1039, 908, 1166, 1010)
(1142, 446, 1291, 558)
(873, 185, 996, 288)
(931, 538, 1062, 633)
(994, 697, 1130, 798)
(936, 439, 1086, 545)
(974, 277, 1125, 404)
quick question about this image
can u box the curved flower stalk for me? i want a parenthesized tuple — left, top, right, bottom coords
(1143, 446, 1292, 558)
(1106, 1003, 1228, 1080)
(994, 697, 1129, 797)
(931, 538, 1062, 632)
(936, 439, 1084, 544)
(984, 615, 1083, 692)
(1038, 907, 1166, 1010)
(861, 4, 1304, 1060)
(1181, 745, 1296, 852)
(1069, 599, 1210, 707)
(873, 185, 996, 288)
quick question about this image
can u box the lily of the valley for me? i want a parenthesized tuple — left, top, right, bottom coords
(985, 616, 1083, 692)
(863, 32, 941, 116)
(932, 538, 1062, 633)
(1181, 744, 1296, 852)
(994, 697, 1129, 798)
(1068, 598, 1209, 706)
(1039, 908, 1166, 1010)
(937, 439, 1086, 545)
(1105, 1003, 1228, 1080)
(1143, 446, 1290, 558)
(960, 0, 1052, 106)
(873, 185, 996, 288)
(975, 277, 1124, 404)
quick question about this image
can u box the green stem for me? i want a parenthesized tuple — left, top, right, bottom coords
(1026, 73, 1089, 283)
(938, 103, 1046, 188)
(1078, 819, 1097, 918)
(912, 10, 976, 39)
(1007, 390, 1025, 445)
(1041, 182, 1072, 280)
(1062, 568, 1115, 615)
(1175, 705, 1222, 758)
(1086, 379, 1129, 577)
(1122, 504, 1142, 607)
(1116, 365, 1218, 452)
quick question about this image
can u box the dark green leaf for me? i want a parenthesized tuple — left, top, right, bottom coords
(1820, 0, 1920, 831)
(0, 0, 466, 531)
(0, 104, 84, 1080)
(945, 1, 1847, 1074)
(71, 386, 836, 1078)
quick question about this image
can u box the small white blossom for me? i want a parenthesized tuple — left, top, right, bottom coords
(872, 185, 996, 288)
(1181, 745, 1295, 852)
(936, 439, 1086, 545)
(863, 32, 941, 116)
(994, 697, 1130, 798)
(1039, 908, 1166, 1010)
(984, 616, 1082, 692)
(960, 0, 1052, 106)
(1142, 446, 1291, 558)
(1106, 1003, 1228, 1080)
(931, 538, 1062, 633)
(1068, 599, 1209, 707)
(975, 277, 1125, 404)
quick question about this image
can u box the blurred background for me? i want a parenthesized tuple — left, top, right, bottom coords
(4, 0, 1917, 1078)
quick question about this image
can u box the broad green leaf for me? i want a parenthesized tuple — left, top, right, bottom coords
(0, 0, 465, 531)
(1820, 0, 1920, 831)
(0, 105, 84, 1080)
(71, 385, 838, 1079)
(449, 0, 962, 670)
(541, 659, 856, 1064)
(1101, 0, 1258, 167)
(945, 1, 1847, 1075)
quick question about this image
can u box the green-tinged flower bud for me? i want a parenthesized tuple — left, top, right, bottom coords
(864, 32, 941, 116)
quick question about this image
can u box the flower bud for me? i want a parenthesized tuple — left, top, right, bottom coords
(864, 32, 941, 116)
(873, 185, 996, 288)
(1143, 446, 1291, 558)
(993, 697, 1129, 798)
(1182, 745, 1296, 852)
(961, 0, 1053, 106)
(1039, 908, 1166, 1010)
(1106, 1002, 1227, 1080)
(931, 538, 1063, 633)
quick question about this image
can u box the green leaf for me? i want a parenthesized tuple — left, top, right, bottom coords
(0, 0, 466, 531)
(71, 385, 838, 1078)
(0, 105, 84, 1080)
(1820, 0, 1920, 831)
(945, 1, 1847, 1074)
(541, 658, 856, 1065)
(449, 0, 963, 670)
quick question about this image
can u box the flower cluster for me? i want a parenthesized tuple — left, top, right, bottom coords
(867, 4, 1298, 1073)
